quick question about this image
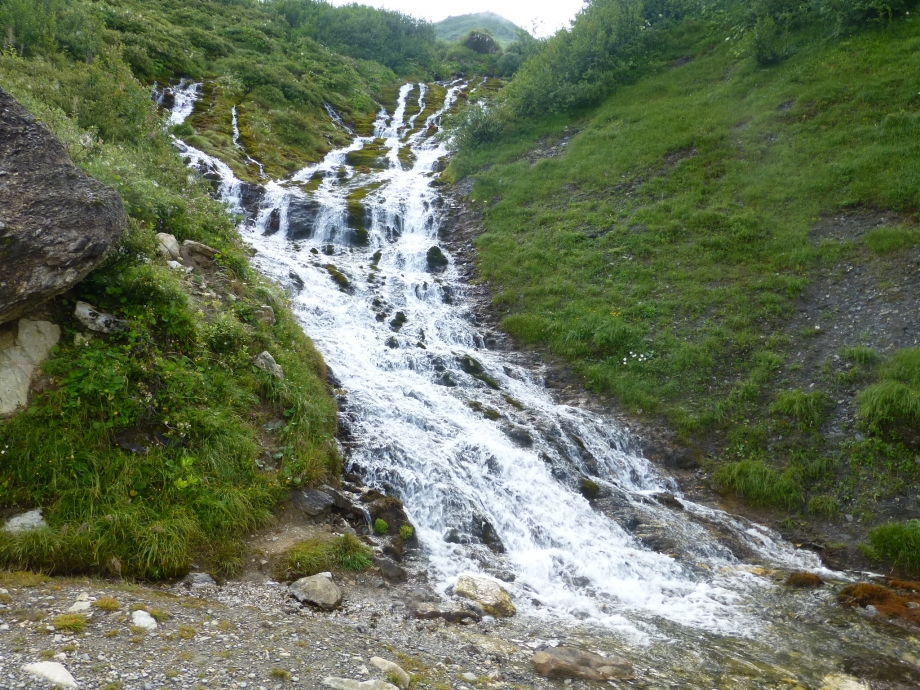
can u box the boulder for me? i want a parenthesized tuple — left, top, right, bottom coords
(369, 657, 410, 689)
(2, 508, 47, 534)
(531, 646, 634, 681)
(21, 662, 78, 689)
(0, 88, 127, 325)
(323, 679, 399, 690)
(413, 602, 480, 624)
(820, 674, 869, 690)
(74, 301, 125, 334)
(131, 610, 157, 631)
(0, 319, 60, 414)
(155, 233, 180, 260)
(253, 305, 276, 326)
(454, 574, 515, 617)
(254, 351, 284, 380)
(290, 572, 343, 610)
(179, 240, 219, 269)
(292, 488, 334, 517)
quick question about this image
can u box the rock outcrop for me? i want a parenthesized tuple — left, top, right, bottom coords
(0, 318, 60, 414)
(0, 88, 126, 324)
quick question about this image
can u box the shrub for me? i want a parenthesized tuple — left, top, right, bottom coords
(713, 459, 803, 511)
(399, 524, 414, 540)
(373, 518, 389, 535)
(866, 520, 920, 574)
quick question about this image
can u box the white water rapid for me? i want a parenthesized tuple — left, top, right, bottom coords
(163, 81, 829, 641)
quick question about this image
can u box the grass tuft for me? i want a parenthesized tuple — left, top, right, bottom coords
(93, 597, 120, 612)
(770, 389, 828, 428)
(274, 534, 372, 580)
(866, 520, 920, 575)
(51, 613, 88, 633)
(713, 460, 803, 512)
(842, 346, 880, 365)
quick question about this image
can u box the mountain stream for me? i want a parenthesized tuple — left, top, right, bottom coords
(160, 80, 915, 688)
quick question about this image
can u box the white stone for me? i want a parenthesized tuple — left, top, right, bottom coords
(2, 508, 47, 534)
(323, 678, 399, 690)
(369, 657, 410, 689)
(67, 601, 91, 613)
(74, 301, 125, 334)
(461, 672, 478, 682)
(131, 610, 157, 631)
(0, 319, 60, 414)
(155, 233, 181, 261)
(289, 573, 342, 610)
(21, 661, 78, 688)
(820, 674, 870, 690)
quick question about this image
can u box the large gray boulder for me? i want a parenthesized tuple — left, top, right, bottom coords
(0, 88, 126, 325)
(289, 572, 343, 610)
(454, 573, 516, 617)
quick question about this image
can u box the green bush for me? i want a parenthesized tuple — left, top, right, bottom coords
(865, 520, 920, 574)
(399, 524, 414, 540)
(373, 518, 389, 535)
(713, 460, 803, 511)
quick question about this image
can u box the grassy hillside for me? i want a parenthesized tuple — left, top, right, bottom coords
(0, 3, 345, 578)
(450, 1, 920, 573)
(435, 12, 524, 48)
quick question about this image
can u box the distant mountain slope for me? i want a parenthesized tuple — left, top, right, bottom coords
(435, 12, 524, 48)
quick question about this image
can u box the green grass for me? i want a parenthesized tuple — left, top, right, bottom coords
(713, 460, 803, 511)
(865, 520, 920, 574)
(858, 348, 920, 429)
(0, 48, 338, 579)
(864, 226, 919, 254)
(770, 390, 828, 428)
(274, 534, 372, 580)
(51, 613, 88, 633)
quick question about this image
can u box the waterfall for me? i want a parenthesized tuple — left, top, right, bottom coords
(161, 80, 828, 639)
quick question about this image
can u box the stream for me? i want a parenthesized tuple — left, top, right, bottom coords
(160, 80, 915, 687)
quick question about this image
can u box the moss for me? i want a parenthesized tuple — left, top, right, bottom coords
(426, 246, 449, 270)
(325, 264, 351, 290)
(345, 139, 389, 169)
(839, 582, 920, 626)
(579, 477, 601, 500)
(786, 571, 823, 588)
(374, 518, 389, 535)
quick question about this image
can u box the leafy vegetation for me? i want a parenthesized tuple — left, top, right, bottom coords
(0, 23, 338, 578)
(449, 0, 920, 573)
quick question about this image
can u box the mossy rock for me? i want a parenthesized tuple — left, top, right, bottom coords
(427, 246, 448, 271)
(325, 264, 350, 290)
(389, 311, 407, 331)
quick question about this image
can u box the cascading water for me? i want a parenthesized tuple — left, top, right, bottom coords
(157, 80, 915, 684)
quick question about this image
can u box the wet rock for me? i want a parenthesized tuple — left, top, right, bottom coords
(0, 318, 60, 414)
(471, 515, 505, 553)
(502, 425, 532, 446)
(265, 208, 282, 236)
(0, 87, 127, 325)
(288, 270, 304, 293)
(253, 305, 276, 326)
(239, 182, 265, 220)
(287, 198, 322, 239)
(531, 646, 634, 681)
(292, 488, 334, 516)
(369, 657, 410, 689)
(290, 572, 343, 610)
(389, 311, 407, 332)
(323, 678, 399, 690)
(426, 246, 449, 271)
(131, 610, 158, 631)
(819, 673, 869, 690)
(579, 477, 601, 500)
(254, 351, 284, 380)
(2, 508, 47, 534)
(454, 574, 515, 617)
(21, 661, 78, 688)
(653, 492, 684, 510)
(180, 239, 219, 268)
(74, 301, 126, 334)
(155, 232, 180, 260)
(367, 497, 411, 536)
(374, 557, 407, 583)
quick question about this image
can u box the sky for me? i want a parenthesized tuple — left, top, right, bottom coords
(328, 0, 586, 37)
